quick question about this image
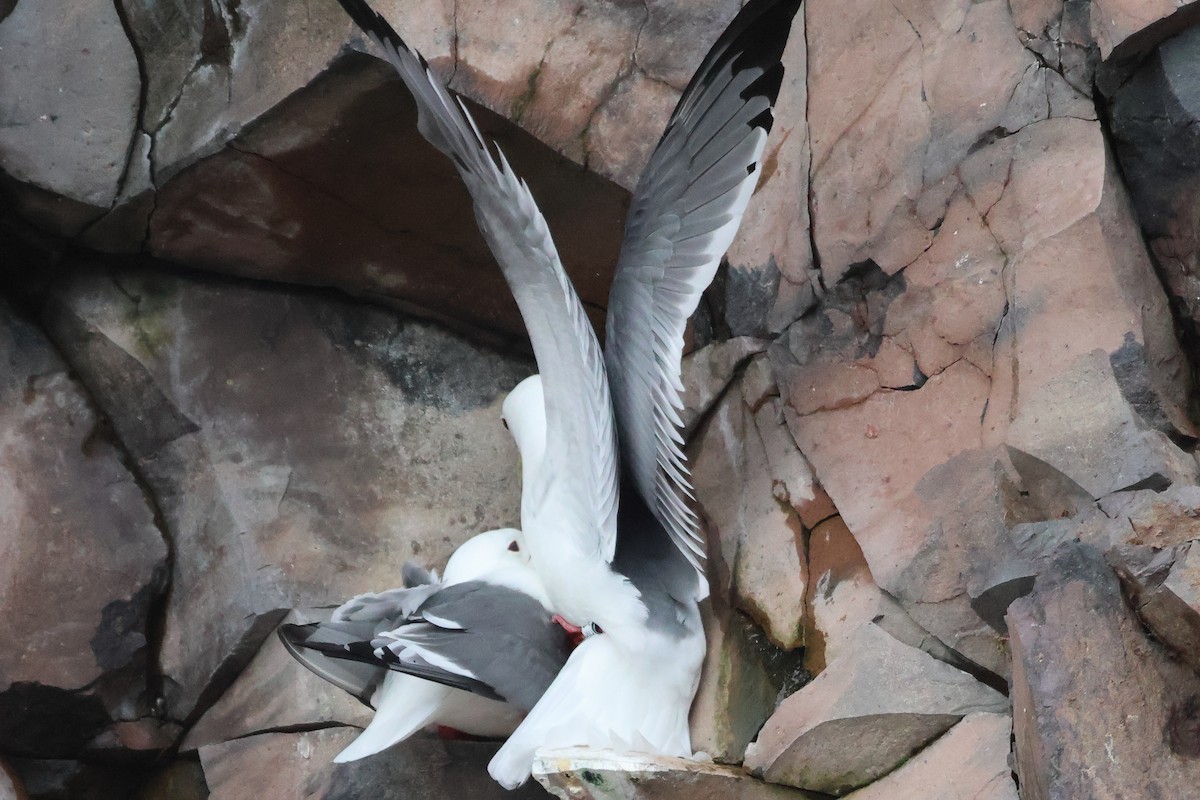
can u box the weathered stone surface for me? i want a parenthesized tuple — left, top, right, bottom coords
(1007, 349, 1198, 498)
(692, 386, 807, 651)
(41, 266, 530, 722)
(145, 57, 629, 338)
(1008, 543, 1200, 799)
(1090, 0, 1200, 60)
(200, 730, 544, 800)
(0, 0, 139, 225)
(1099, 484, 1200, 548)
(0, 299, 166, 756)
(182, 610, 372, 751)
(534, 748, 820, 800)
(745, 623, 1007, 796)
(679, 337, 768, 437)
(1109, 541, 1200, 673)
(781, 103, 1197, 675)
(840, 712, 1017, 800)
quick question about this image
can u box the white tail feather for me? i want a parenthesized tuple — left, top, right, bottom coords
(334, 674, 446, 763)
(488, 632, 700, 789)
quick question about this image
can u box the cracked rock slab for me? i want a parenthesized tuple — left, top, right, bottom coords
(0, 298, 166, 756)
(0, 0, 139, 215)
(744, 623, 1008, 796)
(534, 748, 821, 800)
(1108, 541, 1200, 673)
(41, 265, 530, 722)
(181, 610, 372, 751)
(148, 56, 628, 339)
(840, 712, 1017, 800)
(1008, 542, 1200, 799)
(692, 385, 807, 652)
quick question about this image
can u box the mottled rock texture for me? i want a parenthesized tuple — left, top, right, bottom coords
(40, 266, 530, 724)
(0, 298, 166, 758)
(4, 0, 1200, 798)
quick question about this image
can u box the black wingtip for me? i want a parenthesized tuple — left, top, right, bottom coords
(683, 0, 802, 110)
(278, 622, 317, 650)
(336, 0, 412, 57)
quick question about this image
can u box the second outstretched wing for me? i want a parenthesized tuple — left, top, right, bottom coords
(605, 0, 802, 583)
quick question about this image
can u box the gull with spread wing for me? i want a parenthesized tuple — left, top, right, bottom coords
(279, 526, 571, 762)
(333, 0, 802, 787)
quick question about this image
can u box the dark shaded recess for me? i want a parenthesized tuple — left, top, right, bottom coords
(0, 683, 109, 758)
(310, 297, 532, 410)
(1103, 30, 1200, 394)
(725, 257, 781, 338)
(741, 610, 810, 699)
(0, 0, 16, 23)
(5, 758, 171, 800)
(90, 579, 165, 672)
(323, 737, 546, 800)
(1097, 3, 1200, 95)
(147, 50, 630, 346)
(795, 259, 905, 361)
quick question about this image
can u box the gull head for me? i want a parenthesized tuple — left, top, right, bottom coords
(501, 374, 547, 476)
(442, 527, 530, 584)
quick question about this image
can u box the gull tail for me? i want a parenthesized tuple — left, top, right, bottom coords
(333, 673, 447, 763)
(487, 635, 695, 789)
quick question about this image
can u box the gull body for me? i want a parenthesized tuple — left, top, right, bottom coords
(333, 0, 802, 787)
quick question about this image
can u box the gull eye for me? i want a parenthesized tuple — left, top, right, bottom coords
(507, 541, 519, 552)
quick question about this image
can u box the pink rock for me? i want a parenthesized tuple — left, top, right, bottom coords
(1009, 543, 1200, 799)
(745, 624, 1007, 795)
(841, 712, 1017, 800)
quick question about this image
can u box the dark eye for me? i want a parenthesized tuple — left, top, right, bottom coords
(507, 541, 519, 552)
(502, 419, 509, 430)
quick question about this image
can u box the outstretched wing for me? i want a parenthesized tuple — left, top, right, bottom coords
(337, 0, 619, 563)
(605, 0, 801, 582)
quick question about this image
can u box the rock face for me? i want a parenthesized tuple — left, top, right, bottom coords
(40, 265, 530, 724)
(5, 0, 1200, 798)
(744, 624, 1007, 795)
(0, 298, 166, 757)
(1008, 543, 1200, 799)
(0, 0, 139, 229)
(839, 712, 1017, 800)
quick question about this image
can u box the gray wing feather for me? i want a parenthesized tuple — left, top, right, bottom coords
(379, 581, 570, 711)
(337, 0, 619, 562)
(605, 0, 801, 585)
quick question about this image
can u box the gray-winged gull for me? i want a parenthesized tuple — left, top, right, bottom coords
(279, 527, 570, 761)
(333, 0, 801, 787)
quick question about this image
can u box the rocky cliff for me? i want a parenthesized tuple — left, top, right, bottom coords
(3, 1, 1200, 798)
